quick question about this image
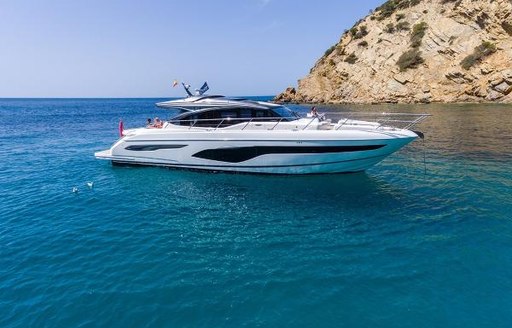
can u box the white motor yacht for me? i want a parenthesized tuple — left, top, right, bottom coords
(95, 89, 429, 174)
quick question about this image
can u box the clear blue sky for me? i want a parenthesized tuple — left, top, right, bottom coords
(0, 0, 383, 97)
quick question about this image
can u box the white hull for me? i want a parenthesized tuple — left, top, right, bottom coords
(95, 126, 417, 175)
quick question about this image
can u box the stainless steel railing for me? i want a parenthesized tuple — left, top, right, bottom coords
(326, 112, 431, 130)
(163, 113, 430, 131)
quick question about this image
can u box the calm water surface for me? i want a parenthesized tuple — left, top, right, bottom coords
(0, 98, 511, 327)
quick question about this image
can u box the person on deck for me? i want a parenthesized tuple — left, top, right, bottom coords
(307, 106, 326, 121)
(153, 117, 163, 128)
(308, 106, 319, 118)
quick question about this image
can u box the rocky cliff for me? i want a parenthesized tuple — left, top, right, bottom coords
(275, 0, 512, 104)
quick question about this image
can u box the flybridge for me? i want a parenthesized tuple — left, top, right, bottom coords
(154, 94, 281, 111)
(155, 82, 282, 111)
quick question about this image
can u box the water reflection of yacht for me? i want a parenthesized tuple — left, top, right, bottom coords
(95, 85, 429, 174)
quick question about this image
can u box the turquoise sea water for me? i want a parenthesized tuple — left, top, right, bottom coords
(1, 98, 512, 327)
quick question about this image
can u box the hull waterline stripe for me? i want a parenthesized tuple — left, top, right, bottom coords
(109, 152, 391, 169)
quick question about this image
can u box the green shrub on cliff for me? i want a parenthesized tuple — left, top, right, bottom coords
(345, 53, 358, 64)
(377, 0, 423, 20)
(324, 45, 336, 57)
(502, 21, 512, 36)
(359, 25, 368, 36)
(397, 48, 424, 71)
(385, 23, 395, 33)
(411, 22, 428, 48)
(460, 41, 497, 70)
(350, 25, 369, 39)
(396, 21, 411, 31)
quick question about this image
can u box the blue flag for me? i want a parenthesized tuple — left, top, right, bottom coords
(197, 82, 209, 95)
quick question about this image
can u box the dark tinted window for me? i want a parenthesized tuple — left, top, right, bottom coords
(254, 110, 272, 118)
(174, 107, 288, 128)
(271, 106, 298, 119)
(239, 109, 252, 118)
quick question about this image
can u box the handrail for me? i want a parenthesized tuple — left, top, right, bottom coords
(241, 118, 254, 130)
(335, 114, 355, 131)
(215, 118, 226, 130)
(302, 117, 318, 130)
(270, 118, 284, 130)
(167, 116, 291, 127)
(163, 113, 430, 131)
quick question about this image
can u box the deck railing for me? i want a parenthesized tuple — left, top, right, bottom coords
(324, 112, 431, 130)
(164, 112, 430, 131)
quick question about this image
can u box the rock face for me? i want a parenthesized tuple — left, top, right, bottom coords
(276, 0, 512, 104)
(273, 86, 297, 103)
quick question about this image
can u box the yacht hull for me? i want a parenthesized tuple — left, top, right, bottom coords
(95, 129, 417, 175)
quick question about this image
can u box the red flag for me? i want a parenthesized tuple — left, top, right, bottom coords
(119, 120, 124, 137)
